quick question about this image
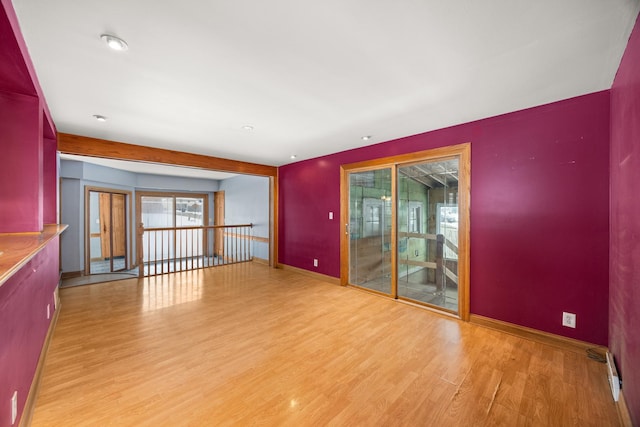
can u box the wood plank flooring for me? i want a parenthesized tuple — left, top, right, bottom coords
(32, 263, 620, 426)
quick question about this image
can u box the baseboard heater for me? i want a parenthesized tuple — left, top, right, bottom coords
(606, 351, 621, 402)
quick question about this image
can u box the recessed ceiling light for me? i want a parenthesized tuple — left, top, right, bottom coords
(242, 125, 254, 131)
(100, 34, 128, 51)
(93, 115, 107, 122)
(361, 135, 372, 141)
(290, 155, 297, 159)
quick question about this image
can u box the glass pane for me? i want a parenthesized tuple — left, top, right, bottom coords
(397, 159, 459, 311)
(88, 191, 102, 274)
(176, 197, 204, 226)
(175, 197, 204, 262)
(141, 196, 175, 265)
(110, 193, 127, 271)
(141, 196, 175, 228)
(349, 168, 392, 294)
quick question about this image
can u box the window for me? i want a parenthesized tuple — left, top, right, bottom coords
(408, 201, 423, 233)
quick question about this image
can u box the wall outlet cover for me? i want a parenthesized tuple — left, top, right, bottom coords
(562, 312, 576, 328)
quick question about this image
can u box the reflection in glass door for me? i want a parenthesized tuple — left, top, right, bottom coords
(348, 168, 393, 294)
(397, 159, 459, 311)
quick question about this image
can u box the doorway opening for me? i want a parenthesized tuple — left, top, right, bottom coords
(85, 187, 132, 276)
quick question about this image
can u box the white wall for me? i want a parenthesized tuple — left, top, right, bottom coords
(219, 175, 270, 261)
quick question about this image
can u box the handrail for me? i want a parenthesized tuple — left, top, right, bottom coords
(137, 223, 253, 277)
(142, 223, 253, 232)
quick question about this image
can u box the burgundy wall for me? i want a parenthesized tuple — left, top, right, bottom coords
(0, 0, 36, 97)
(0, 237, 60, 427)
(0, 0, 54, 233)
(610, 13, 640, 425)
(0, 2, 61, 426)
(43, 137, 58, 224)
(279, 91, 610, 345)
(0, 91, 43, 232)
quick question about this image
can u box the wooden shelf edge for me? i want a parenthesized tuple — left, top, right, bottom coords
(0, 224, 68, 287)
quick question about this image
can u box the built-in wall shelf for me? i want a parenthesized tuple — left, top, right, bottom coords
(0, 224, 67, 287)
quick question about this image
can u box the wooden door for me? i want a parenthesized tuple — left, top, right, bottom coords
(99, 193, 112, 260)
(112, 193, 126, 258)
(214, 191, 225, 256)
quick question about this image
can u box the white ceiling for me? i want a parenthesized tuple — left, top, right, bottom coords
(13, 0, 640, 168)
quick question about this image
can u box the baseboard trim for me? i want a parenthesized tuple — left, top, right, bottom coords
(617, 390, 633, 427)
(19, 294, 61, 427)
(61, 270, 82, 279)
(252, 257, 270, 266)
(469, 314, 607, 355)
(276, 263, 340, 285)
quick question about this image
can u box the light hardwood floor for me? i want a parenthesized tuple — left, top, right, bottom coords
(32, 263, 620, 426)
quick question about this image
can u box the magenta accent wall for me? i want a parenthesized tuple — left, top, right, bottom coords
(0, 237, 59, 427)
(0, 0, 36, 97)
(1, 2, 61, 426)
(279, 91, 610, 345)
(43, 137, 58, 224)
(0, 0, 54, 233)
(610, 13, 640, 425)
(0, 91, 43, 232)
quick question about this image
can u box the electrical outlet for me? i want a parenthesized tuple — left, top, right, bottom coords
(313, 259, 318, 267)
(11, 391, 17, 425)
(47, 304, 50, 319)
(562, 312, 576, 328)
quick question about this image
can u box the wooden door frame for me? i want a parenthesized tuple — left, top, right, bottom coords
(84, 186, 133, 276)
(340, 143, 471, 320)
(213, 191, 225, 257)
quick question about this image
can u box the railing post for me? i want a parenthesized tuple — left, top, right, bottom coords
(249, 224, 253, 261)
(138, 222, 145, 278)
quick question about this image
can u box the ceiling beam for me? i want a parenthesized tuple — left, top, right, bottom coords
(57, 133, 277, 177)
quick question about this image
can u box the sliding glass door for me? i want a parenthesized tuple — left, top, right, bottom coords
(397, 159, 459, 311)
(138, 193, 207, 274)
(348, 168, 393, 295)
(341, 144, 469, 318)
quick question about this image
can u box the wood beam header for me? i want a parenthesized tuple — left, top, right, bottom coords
(57, 133, 277, 177)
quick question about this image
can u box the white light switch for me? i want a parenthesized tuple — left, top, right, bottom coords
(329, 212, 333, 220)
